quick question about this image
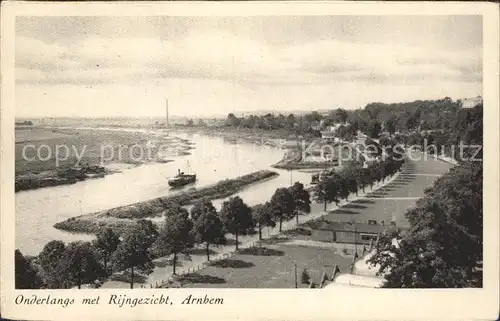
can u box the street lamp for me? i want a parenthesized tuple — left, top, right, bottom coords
(294, 262, 298, 288)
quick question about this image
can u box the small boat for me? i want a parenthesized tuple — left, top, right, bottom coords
(168, 169, 197, 188)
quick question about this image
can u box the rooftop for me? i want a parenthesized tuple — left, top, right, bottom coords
(303, 220, 392, 234)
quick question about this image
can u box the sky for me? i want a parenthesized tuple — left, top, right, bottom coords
(15, 15, 483, 118)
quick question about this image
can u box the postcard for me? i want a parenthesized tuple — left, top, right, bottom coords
(1, 1, 499, 320)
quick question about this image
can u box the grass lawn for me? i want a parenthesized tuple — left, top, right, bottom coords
(15, 127, 186, 173)
(175, 240, 353, 288)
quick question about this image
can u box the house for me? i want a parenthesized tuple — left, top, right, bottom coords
(461, 96, 483, 109)
(303, 220, 391, 245)
(320, 122, 349, 140)
(311, 120, 322, 131)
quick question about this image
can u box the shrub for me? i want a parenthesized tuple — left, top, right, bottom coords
(300, 268, 310, 284)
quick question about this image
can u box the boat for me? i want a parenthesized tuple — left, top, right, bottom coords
(310, 169, 336, 185)
(168, 169, 197, 188)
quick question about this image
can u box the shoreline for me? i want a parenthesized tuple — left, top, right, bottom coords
(15, 126, 189, 192)
(53, 170, 280, 235)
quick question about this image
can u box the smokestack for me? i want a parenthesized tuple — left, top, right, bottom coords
(165, 99, 169, 128)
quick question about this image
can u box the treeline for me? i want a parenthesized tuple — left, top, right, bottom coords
(16, 183, 311, 289)
(368, 160, 482, 287)
(220, 97, 470, 139)
(313, 154, 405, 211)
(380, 104, 483, 162)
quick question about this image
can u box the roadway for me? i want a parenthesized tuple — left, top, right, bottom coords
(322, 150, 454, 228)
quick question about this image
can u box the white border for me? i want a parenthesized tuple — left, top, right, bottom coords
(1, 2, 499, 320)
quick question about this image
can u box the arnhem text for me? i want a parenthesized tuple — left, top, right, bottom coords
(14, 294, 224, 308)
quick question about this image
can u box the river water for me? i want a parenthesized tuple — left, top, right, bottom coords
(16, 130, 313, 256)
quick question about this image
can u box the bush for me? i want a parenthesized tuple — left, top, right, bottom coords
(300, 268, 310, 284)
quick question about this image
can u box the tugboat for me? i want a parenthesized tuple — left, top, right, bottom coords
(168, 169, 197, 188)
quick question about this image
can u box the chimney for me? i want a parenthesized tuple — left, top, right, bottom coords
(178, 169, 180, 175)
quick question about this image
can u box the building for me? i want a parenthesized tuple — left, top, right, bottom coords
(461, 96, 483, 109)
(311, 120, 322, 131)
(304, 220, 390, 245)
(320, 122, 349, 140)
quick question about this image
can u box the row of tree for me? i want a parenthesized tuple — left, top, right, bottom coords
(16, 183, 312, 290)
(221, 97, 468, 140)
(313, 156, 405, 211)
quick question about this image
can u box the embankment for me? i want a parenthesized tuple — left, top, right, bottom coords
(15, 166, 108, 192)
(54, 170, 279, 234)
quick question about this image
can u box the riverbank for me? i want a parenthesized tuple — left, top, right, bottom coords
(173, 126, 315, 147)
(15, 165, 110, 192)
(15, 127, 192, 192)
(54, 170, 279, 234)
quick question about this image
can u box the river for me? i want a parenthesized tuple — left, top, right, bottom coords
(15, 130, 313, 256)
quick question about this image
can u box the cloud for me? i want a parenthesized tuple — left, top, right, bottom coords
(15, 29, 482, 88)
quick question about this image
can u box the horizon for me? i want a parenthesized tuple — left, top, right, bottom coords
(14, 94, 477, 121)
(16, 15, 482, 118)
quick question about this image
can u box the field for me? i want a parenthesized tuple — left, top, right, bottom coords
(15, 127, 191, 173)
(15, 127, 192, 191)
(171, 238, 353, 288)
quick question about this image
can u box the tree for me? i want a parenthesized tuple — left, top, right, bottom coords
(111, 227, 153, 289)
(191, 199, 217, 222)
(286, 113, 296, 129)
(270, 187, 296, 232)
(367, 120, 382, 138)
(347, 174, 359, 197)
(304, 111, 323, 123)
(60, 241, 105, 289)
(136, 219, 159, 249)
(289, 182, 311, 224)
(38, 240, 67, 288)
(313, 177, 339, 211)
(337, 176, 350, 201)
(252, 202, 276, 240)
(335, 108, 349, 123)
(192, 200, 226, 261)
(301, 268, 310, 284)
(93, 228, 120, 274)
(362, 166, 374, 189)
(15, 250, 42, 289)
(220, 196, 254, 250)
(225, 113, 240, 127)
(354, 166, 367, 193)
(154, 206, 194, 275)
(385, 117, 396, 137)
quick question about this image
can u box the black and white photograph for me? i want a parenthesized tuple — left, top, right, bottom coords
(1, 2, 499, 320)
